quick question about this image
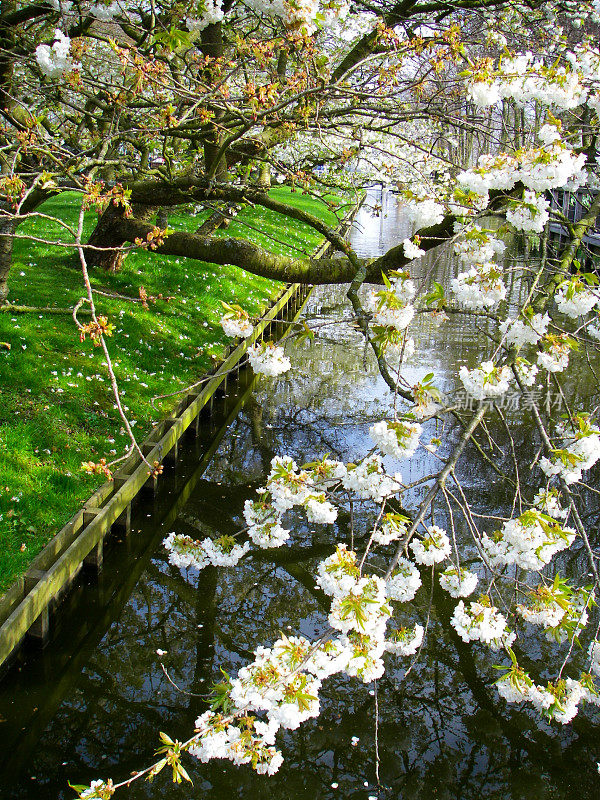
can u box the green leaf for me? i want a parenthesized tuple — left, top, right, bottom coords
(423, 281, 445, 307)
(152, 28, 193, 52)
(68, 784, 90, 795)
(175, 763, 192, 784)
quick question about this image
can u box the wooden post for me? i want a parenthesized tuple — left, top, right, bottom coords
(142, 473, 159, 496)
(112, 503, 132, 536)
(164, 439, 178, 467)
(84, 540, 104, 572)
(113, 472, 131, 492)
(81, 508, 104, 571)
(83, 507, 100, 527)
(24, 570, 50, 645)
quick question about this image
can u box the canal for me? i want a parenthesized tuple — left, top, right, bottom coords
(0, 187, 599, 800)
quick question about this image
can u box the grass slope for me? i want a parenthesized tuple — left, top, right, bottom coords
(0, 187, 344, 594)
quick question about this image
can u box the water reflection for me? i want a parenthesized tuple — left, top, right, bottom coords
(0, 188, 599, 799)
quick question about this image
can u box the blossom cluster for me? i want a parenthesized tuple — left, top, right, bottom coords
(482, 508, 576, 571)
(264, 455, 342, 520)
(371, 512, 409, 545)
(220, 305, 254, 338)
(90, 1, 124, 20)
(243, 0, 349, 34)
(439, 566, 479, 598)
(453, 226, 506, 265)
(78, 779, 114, 799)
(35, 29, 75, 78)
(385, 624, 424, 656)
(451, 263, 507, 309)
(505, 191, 550, 233)
(539, 414, 600, 484)
(341, 455, 403, 502)
(164, 532, 250, 570)
(402, 195, 445, 229)
(365, 271, 416, 332)
(316, 544, 404, 680)
(451, 226, 507, 309)
(496, 667, 599, 724)
(248, 342, 291, 377)
(184, 534, 429, 774)
(533, 487, 568, 519)
(451, 596, 514, 649)
(457, 143, 586, 197)
(369, 419, 422, 460)
(514, 358, 539, 387)
(243, 495, 291, 548)
(386, 557, 422, 602)
(409, 525, 451, 565)
(165, 448, 406, 584)
(537, 333, 574, 373)
(402, 238, 425, 260)
(516, 578, 591, 643)
(590, 640, 600, 676)
(467, 52, 587, 111)
(459, 361, 512, 401)
(186, 0, 225, 31)
(500, 312, 549, 348)
(555, 277, 600, 318)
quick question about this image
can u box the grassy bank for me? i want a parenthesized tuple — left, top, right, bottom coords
(0, 187, 346, 595)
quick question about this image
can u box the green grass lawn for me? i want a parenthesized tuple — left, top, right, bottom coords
(0, 187, 346, 594)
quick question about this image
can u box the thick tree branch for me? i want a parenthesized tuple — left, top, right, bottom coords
(113, 217, 362, 283)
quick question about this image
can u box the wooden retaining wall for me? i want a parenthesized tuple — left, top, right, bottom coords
(0, 279, 314, 671)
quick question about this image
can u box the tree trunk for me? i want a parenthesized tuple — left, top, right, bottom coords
(156, 207, 168, 228)
(0, 216, 17, 305)
(256, 162, 271, 188)
(200, 23, 228, 181)
(84, 202, 158, 271)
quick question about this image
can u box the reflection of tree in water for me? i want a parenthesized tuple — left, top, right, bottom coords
(379, 581, 600, 800)
(3, 459, 600, 799)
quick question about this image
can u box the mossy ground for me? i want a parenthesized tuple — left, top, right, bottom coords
(0, 187, 346, 594)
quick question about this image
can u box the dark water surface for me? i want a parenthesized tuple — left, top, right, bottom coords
(1, 188, 600, 800)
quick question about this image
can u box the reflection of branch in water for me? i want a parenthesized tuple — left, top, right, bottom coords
(160, 663, 207, 698)
(212, 621, 256, 662)
(387, 574, 570, 771)
(185, 566, 217, 704)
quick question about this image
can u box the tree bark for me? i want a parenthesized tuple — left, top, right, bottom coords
(84, 203, 130, 271)
(199, 23, 228, 181)
(112, 215, 405, 284)
(256, 162, 271, 188)
(156, 207, 168, 228)
(85, 202, 158, 271)
(195, 209, 228, 235)
(0, 216, 17, 304)
(0, 185, 57, 302)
